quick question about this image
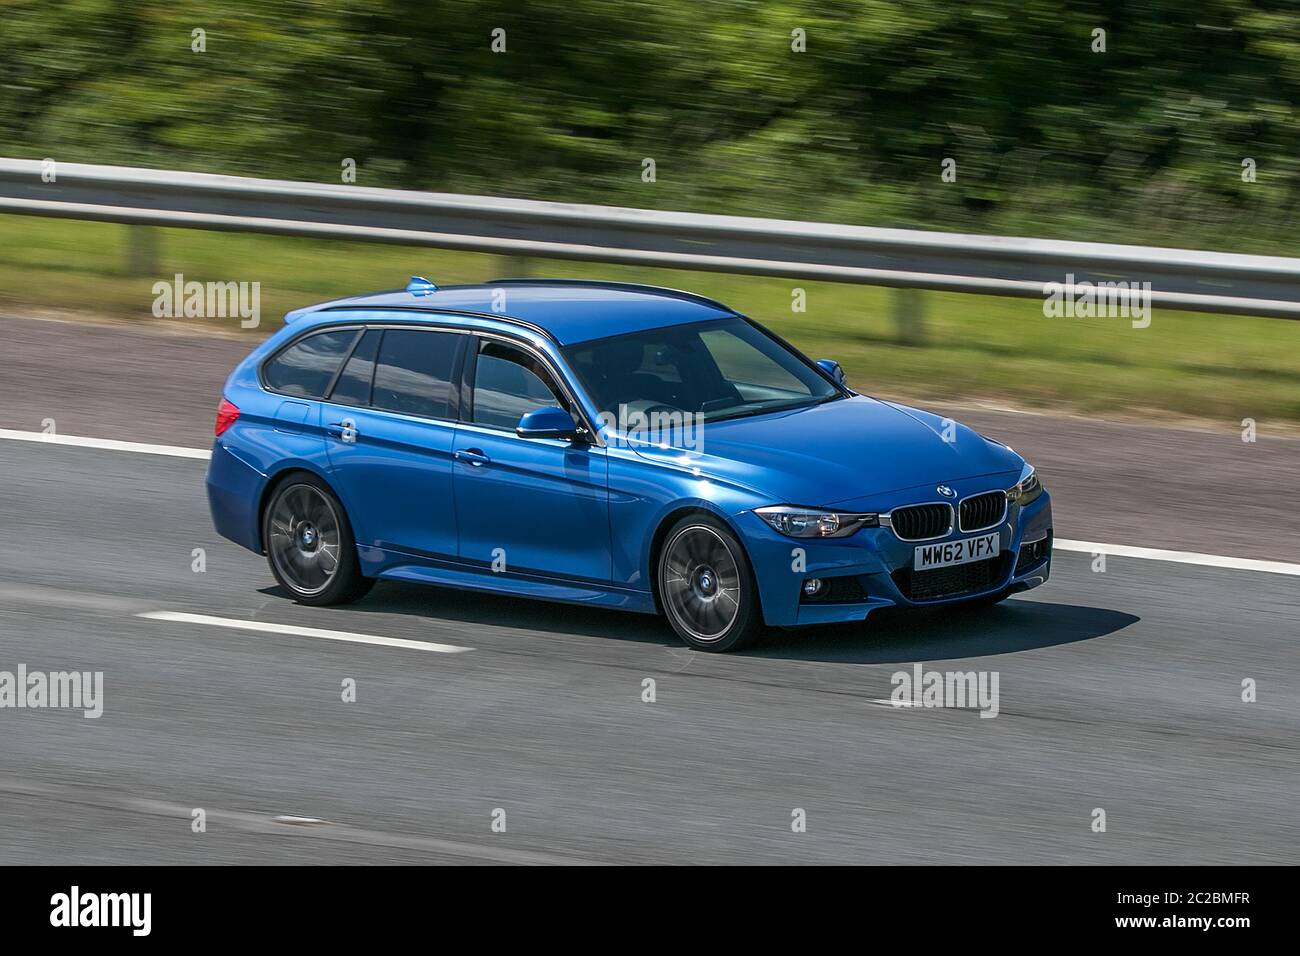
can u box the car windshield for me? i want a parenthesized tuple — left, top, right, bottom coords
(564, 317, 842, 424)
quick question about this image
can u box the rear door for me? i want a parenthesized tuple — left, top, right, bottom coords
(451, 335, 610, 583)
(320, 323, 469, 562)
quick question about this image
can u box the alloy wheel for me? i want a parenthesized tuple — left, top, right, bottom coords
(267, 483, 342, 596)
(661, 524, 743, 643)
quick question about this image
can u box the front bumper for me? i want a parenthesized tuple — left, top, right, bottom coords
(739, 489, 1053, 627)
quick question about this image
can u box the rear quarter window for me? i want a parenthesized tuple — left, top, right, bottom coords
(263, 329, 359, 398)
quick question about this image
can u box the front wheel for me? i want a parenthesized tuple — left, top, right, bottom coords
(263, 474, 373, 606)
(657, 514, 762, 652)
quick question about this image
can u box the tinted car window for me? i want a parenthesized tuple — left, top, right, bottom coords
(263, 329, 358, 398)
(328, 329, 380, 407)
(565, 318, 838, 422)
(371, 329, 461, 419)
(471, 340, 564, 429)
(698, 327, 812, 396)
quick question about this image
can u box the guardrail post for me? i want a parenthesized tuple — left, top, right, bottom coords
(892, 287, 927, 345)
(125, 224, 159, 277)
(499, 254, 531, 278)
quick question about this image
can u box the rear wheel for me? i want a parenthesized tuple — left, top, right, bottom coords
(657, 514, 762, 652)
(263, 474, 373, 605)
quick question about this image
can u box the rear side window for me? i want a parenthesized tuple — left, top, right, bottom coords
(264, 329, 358, 398)
(328, 329, 380, 407)
(371, 329, 461, 419)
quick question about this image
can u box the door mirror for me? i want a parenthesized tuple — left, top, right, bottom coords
(816, 358, 847, 387)
(516, 405, 579, 440)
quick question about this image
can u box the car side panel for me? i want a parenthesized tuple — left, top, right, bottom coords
(207, 361, 335, 552)
(321, 405, 460, 560)
(452, 423, 612, 582)
(602, 445, 766, 593)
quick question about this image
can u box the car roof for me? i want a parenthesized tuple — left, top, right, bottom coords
(287, 279, 738, 346)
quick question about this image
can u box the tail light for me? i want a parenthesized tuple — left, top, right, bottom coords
(215, 398, 240, 436)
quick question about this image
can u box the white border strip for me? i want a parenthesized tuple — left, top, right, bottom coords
(1054, 538, 1300, 577)
(6, 428, 1297, 579)
(137, 611, 472, 654)
(0, 428, 210, 459)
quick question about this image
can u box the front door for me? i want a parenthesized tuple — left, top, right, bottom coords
(452, 336, 610, 583)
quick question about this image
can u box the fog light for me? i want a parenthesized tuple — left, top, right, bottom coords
(802, 578, 823, 596)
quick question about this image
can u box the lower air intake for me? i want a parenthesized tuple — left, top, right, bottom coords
(893, 555, 1010, 601)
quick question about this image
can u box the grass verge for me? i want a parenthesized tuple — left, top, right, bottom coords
(1, 214, 1296, 426)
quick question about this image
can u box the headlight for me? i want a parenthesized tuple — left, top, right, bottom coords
(1008, 464, 1043, 506)
(754, 505, 879, 538)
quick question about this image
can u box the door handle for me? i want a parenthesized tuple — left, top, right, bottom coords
(326, 419, 358, 442)
(456, 447, 490, 467)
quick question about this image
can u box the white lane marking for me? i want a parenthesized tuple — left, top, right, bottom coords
(0, 778, 600, 865)
(137, 611, 471, 654)
(0, 582, 143, 612)
(5, 428, 1298, 579)
(1054, 539, 1300, 577)
(0, 427, 210, 459)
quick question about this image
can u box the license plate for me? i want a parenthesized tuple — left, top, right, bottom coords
(913, 532, 1000, 571)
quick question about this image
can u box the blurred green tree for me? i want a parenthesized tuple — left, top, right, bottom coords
(1, 0, 1296, 250)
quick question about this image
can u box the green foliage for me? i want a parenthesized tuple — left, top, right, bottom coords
(2, 0, 1299, 250)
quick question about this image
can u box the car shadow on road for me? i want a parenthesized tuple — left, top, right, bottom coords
(263, 580, 677, 647)
(752, 598, 1139, 664)
(264, 582, 1138, 664)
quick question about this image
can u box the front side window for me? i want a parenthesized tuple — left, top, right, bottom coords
(371, 329, 461, 420)
(471, 339, 565, 429)
(263, 328, 359, 398)
(564, 318, 840, 423)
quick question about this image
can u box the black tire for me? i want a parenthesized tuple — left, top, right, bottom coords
(656, 513, 762, 652)
(262, 473, 373, 606)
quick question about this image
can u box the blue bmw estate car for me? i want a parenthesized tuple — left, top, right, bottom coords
(207, 278, 1052, 651)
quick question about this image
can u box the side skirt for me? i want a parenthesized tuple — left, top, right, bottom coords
(363, 547, 657, 614)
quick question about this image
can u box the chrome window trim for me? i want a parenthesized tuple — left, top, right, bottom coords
(468, 329, 606, 448)
(329, 324, 470, 424)
(259, 324, 367, 398)
(880, 501, 955, 542)
(262, 322, 467, 408)
(269, 319, 604, 444)
(957, 489, 1010, 533)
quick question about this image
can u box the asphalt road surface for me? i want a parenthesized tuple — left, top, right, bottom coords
(0, 313, 1297, 864)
